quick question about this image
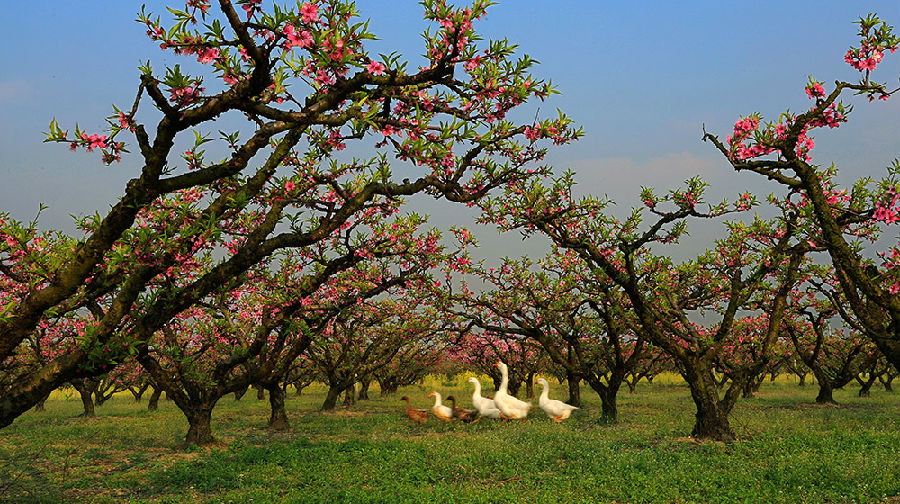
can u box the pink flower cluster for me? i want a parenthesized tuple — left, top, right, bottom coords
(283, 24, 313, 51)
(877, 248, 900, 294)
(728, 102, 844, 163)
(321, 37, 351, 62)
(117, 112, 135, 131)
(873, 189, 900, 224)
(300, 2, 319, 24)
(804, 82, 825, 99)
(793, 128, 815, 162)
(242, 0, 262, 20)
(197, 47, 220, 64)
(366, 60, 386, 75)
(674, 191, 697, 208)
(726, 115, 770, 160)
(169, 85, 203, 108)
(845, 41, 888, 71)
(807, 103, 844, 129)
(186, 0, 210, 14)
(80, 133, 107, 151)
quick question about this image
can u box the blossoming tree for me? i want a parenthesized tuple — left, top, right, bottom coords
(705, 14, 900, 372)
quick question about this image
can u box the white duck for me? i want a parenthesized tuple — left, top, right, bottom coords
(492, 361, 531, 422)
(428, 391, 454, 422)
(536, 377, 579, 423)
(466, 376, 501, 419)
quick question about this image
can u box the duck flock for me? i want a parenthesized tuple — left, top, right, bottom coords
(401, 361, 579, 424)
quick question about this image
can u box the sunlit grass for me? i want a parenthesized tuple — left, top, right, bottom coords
(1, 377, 898, 503)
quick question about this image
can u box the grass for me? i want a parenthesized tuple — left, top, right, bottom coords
(1, 375, 898, 503)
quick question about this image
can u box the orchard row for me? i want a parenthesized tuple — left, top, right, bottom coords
(1, 1, 898, 445)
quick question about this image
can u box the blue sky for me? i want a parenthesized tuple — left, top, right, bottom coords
(0, 1, 897, 260)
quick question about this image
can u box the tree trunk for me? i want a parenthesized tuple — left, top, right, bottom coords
(741, 380, 755, 399)
(742, 374, 764, 399)
(682, 360, 736, 442)
(184, 407, 215, 445)
(148, 387, 162, 411)
(752, 375, 765, 394)
(585, 373, 624, 423)
(815, 375, 836, 404)
(78, 388, 95, 417)
(255, 385, 265, 400)
(130, 390, 144, 402)
(321, 385, 343, 411)
(600, 389, 618, 422)
(379, 381, 398, 397)
(267, 385, 289, 430)
(798, 373, 807, 387)
(233, 385, 249, 401)
(567, 376, 582, 407)
(867, 334, 900, 383)
(691, 400, 735, 442)
(343, 382, 357, 407)
(525, 372, 535, 399)
(881, 375, 895, 392)
(71, 381, 97, 418)
(357, 379, 371, 401)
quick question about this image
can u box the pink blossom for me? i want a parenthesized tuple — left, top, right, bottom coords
(197, 47, 219, 64)
(186, 0, 210, 14)
(366, 60, 386, 75)
(117, 112, 133, 130)
(243, 0, 261, 20)
(283, 25, 313, 50)
(300, 3, 319, 24)
(80, 133, 108, 151)
(805, 82, 825, 99)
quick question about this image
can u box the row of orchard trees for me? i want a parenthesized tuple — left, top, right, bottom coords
(56, 304, 895, 419)
(439, 247, 896, 424)
(0, 0, 579, 446)
(1, 1, 899, 446)
(451, 13, 900, 442)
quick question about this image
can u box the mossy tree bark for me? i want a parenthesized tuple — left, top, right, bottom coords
(147, 386, 162, 411)
(567, 375, 582, 407)
(184, 405, 215, 446)
(70, 379, 98, 418)
(266, 384, 289, 430)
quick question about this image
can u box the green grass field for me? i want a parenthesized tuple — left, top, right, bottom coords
(1, 375, 898, 503)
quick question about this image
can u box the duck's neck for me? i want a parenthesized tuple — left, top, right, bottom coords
(433, 394, 442, 407)
(498, 366, 509, 393)
(472, 380, 482, 398)
(540, 382, 550, 401)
